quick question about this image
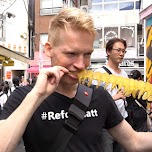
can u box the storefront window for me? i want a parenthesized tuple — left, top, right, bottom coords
(92, 0, 103, 3)
(104, 0, 117, 2)
(135, 1, 140, 9)
(90, 5, 103, 13)
(120, 26, 135, 47)
(104, 27, 118, 47)
(40, 0, 62, 15)
(119, 2, 134, 10)
(104, 3, 118, 11)
(94, 29, 103, 48)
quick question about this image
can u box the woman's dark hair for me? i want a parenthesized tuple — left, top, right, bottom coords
(129, 70, 142, 80)
(3, 83, 9, 94)
(106, 38, 127, 52)
(4, 81, 9, 85)
(12, 76, 20, 87)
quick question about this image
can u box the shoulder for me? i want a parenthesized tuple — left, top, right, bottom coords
(90, 85, 123, 128)
(10, 86, 15, 92)
(3, 93, 7, 98)
(13, 84, 34, 96)
(120, 69, 128, 78)
(0, 93, 7, 99)
(89, 85, 114, 113)
(91, 85, 113, 104)
(6, 84, 34, 104)
(94, 67, 106, 73)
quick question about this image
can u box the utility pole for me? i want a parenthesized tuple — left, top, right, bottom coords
(0, 14, 6, 41)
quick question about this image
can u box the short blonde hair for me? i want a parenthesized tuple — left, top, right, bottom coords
(48, 7, 96, 46)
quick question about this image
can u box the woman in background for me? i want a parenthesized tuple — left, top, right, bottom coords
(126, 70, 149, 132)
(0, 81, 8, 115)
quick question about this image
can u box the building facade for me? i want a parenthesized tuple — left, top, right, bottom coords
(34, 0, 143, 75)
(0, 0, 30, 81)
(89, 0, 144, 75)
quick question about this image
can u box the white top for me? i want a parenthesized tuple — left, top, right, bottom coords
(93, 65, 128, 118)
(10, 86, 16, 92)
(0, 92, 7, 110)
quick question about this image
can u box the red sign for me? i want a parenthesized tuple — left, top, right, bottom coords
(6, 71, 11, 79)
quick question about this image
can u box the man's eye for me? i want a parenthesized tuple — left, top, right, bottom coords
(85, 53, 91, 57)
(67, 53, 75, 57)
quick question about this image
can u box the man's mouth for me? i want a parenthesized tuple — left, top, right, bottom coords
(68, 71, 77, 74)
(68, 71, 79, 79)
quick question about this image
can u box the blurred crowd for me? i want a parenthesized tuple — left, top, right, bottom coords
(0, 76, 37, 115)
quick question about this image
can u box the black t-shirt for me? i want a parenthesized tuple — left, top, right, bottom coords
(0, 84, 123, 152)
(126, 96, 147, 131)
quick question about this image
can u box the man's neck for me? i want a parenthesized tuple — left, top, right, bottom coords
(107, 60, 121, 73)
(56, 83, 78, 98)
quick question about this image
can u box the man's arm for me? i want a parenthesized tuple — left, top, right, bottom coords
(0, 66, 69, 152)
(109, 119, 152, 152)
(0, 91, 43, 152)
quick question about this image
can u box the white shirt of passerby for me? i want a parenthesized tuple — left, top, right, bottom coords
(0, 91, 7, 110)
(93, 65, 128, 119)
(10, 85, 19, 94)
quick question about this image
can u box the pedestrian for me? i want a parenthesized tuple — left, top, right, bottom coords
(10, 76, 20, 92)
(1, 7, 152, 152)
(20, 76, 26, 86)
(26, 79, 31, 85)
(3, 81, 10, 97)
(94, 38, 128, 152)
(126, 70, 149, 132)
(0, 81, 7, 114)
(31, 77, 37, 84)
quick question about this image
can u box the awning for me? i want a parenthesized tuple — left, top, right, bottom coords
(140, 4, 152, 20)
(30, 52, 51, 66)
(27, 65, 51, 73)
(0, 45, 30, 63)
(27, 66, 39, 73)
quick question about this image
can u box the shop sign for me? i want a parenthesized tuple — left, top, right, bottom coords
(3, 61, 14, 66)
(6, 71, 11, 79)
(120, 60, 134, 67)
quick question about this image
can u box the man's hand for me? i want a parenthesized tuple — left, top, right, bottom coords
(31, 66, 69, 100)
(113, 89, 126, 101)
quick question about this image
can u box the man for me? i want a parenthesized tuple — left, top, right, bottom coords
(1, 7, 152, 152)
(11, 76, 20, 92)
(94, 38, 128, 152)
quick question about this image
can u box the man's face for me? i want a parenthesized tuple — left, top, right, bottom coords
(45, 29, 94, 85)
(107, 41, 126, 64)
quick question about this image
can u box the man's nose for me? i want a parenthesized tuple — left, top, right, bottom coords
(74, 57, 86, 70)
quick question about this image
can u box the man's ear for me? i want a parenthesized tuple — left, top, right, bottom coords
(44, 41, 52, 57)
(106, 50, 110, 56)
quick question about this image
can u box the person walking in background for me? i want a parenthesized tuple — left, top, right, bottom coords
(3, 81, 10, 97)
(26, 79, 31, 85)
(0, 81, 8, 115)
(19, 76, 26, 86)
(126, 70, 149, 132)
(94, 38, 128, 152)
(31, 77, 37, 84)
(11, 76, 20, 92)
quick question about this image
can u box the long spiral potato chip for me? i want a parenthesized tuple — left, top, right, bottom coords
(78, 70, 152, 102)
